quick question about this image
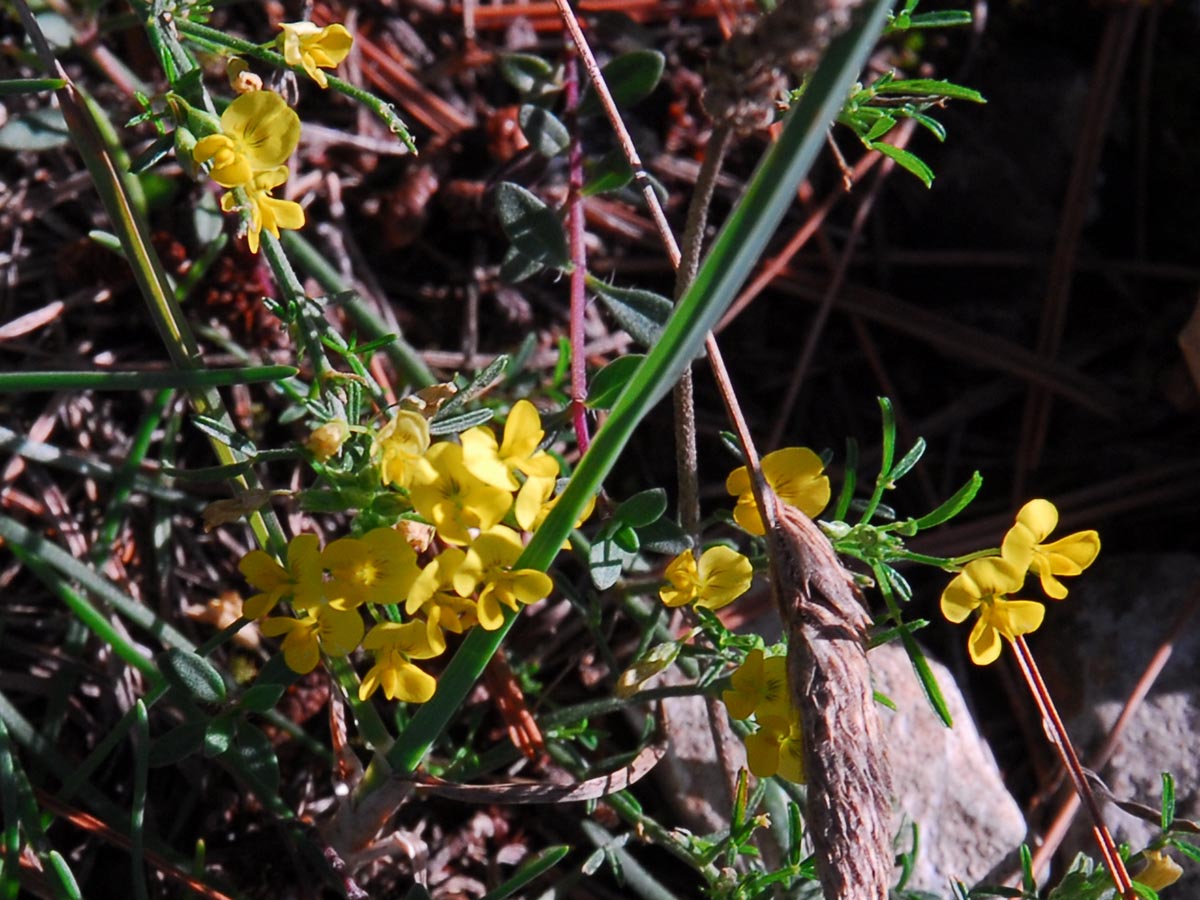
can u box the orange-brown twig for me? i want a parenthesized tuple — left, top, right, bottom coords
(1010, 636, 1135, 898)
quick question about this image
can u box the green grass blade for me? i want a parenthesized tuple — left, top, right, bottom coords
(0, 366, 298, 391)
(384, 0, 893, 776)
(0, 515, 195, 657)
(131, 702, 150, 900)
(479, 845, 571, 900)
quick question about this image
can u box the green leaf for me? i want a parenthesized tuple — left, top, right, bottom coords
(498, 241, 545, 282)
(1162, 771, 1177, 832)
(234, 722, 280, 797)
(579, 50, 665, 117)
(612, 523, 640, 554)
(128, 133, 174, 175)
(889, 438, 926, 483)
(203, 716, 235, 758)
(519, 104, 570, 157)
(874, 78, 985, 103)
(899, 633, 952, 727)
(239, 683, 286, 714)
(909, 110, 947, 142)
(495, 182, 570, 272)
(499, 53, 556, 95)
(587, 355, 645, 410)
(589, 538, 636, 590)
(864, 114, 897, 142)
(428, 408, 494, 436)
(0, 107, 70, 151)
(911, 472, 982, 530)
(583, 148, 635, 196)
(590, 280, 672, 348)
(1170, 839, 1200, 863)
(45, 851, 82, 900)
(614, 488, 667, 528)
(147, 721, 205, 767)
(871, 141, 934, 187)
(437, 355, 511, 420)
(157, 648, 227, 703)
(0, 77, 65, 95)
(905, 10, 973, 29)
(635, 517, 690, 556)
(479, 845, 571, 900)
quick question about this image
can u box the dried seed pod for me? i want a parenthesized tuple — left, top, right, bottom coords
(766, 501, 893, 900)
(703, 0, 867, 133)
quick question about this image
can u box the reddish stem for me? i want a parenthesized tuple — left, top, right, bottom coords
(1010, 636, 1135, 898)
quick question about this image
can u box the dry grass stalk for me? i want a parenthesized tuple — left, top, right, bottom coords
(767, 501, 893, 900)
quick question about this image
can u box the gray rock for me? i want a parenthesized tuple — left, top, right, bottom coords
(872, 642, 1028, 894)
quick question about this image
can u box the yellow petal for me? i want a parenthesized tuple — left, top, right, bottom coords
(386, 661, 436, 703)
(744, 728, 782, 779)
(967, 616, 1002, 666)
(1015, 498, 1059, 542)
(992, 598, 1045, 640)
(694, 545, 753, 611)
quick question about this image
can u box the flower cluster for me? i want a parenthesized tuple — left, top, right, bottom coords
(190, 22, 353, 252)
(241, 400, 572, 700)
(941, 499, 1100, 665)
(722, 650, 805, 783)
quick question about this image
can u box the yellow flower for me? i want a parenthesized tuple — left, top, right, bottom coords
(193, 90, 300, 188)
(410, 441, 513, 545)
(659, 546, 753, 611)
(238, 533, 323, 619)
(358, 620, 444, 703)
(260, 605, 363, 674)
(1001, 499, 1100, 600)
(725, 447, 831, 536)
(1135, 850, 1183, 891)
(461, 399, 560, 491)
(722, 649, 791, 721)
(744, 713, 806, 783)
(277, 21, 354, 89)
(941, 558, 1045, 665)
(305, 419, 350, 463)
(219, 167, 305, 254)
(453, 526, 553, 630)
(321, 526, 420, 609)
(406, 547, 479, 634)
(514, 474, 596, 536)
(375, 410, 431, 490)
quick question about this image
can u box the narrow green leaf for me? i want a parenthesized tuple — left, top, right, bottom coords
(909, 110, 947, 142)
(589, 280, 673, 348)
(899, 631, 952, 727)
(436, 355, 510, 420)
(519, 104, 570, 157)
(911, 471, 982, 530)
(863, 114, 897, 142)
(0, 77, 65, 94)
(0, 365, 297, 392)
(428, 409, 494, 436)
(1162, 771, 1177, 832)
(495, 182, 571, 270)
(875, 78, 985, 103)
(587, 355, 645, 410)
(889, 437, 926, 483)
(579, 50, 665, 117)
(1170, 839, 1200, 863)
(905, 10, 974, 29)
(479, 845, 571, 900)
(871, 141, 934, 187)
(131, 701, 149, 900)
(0, 715, 20, 900)
(45, 851, 82, 900)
